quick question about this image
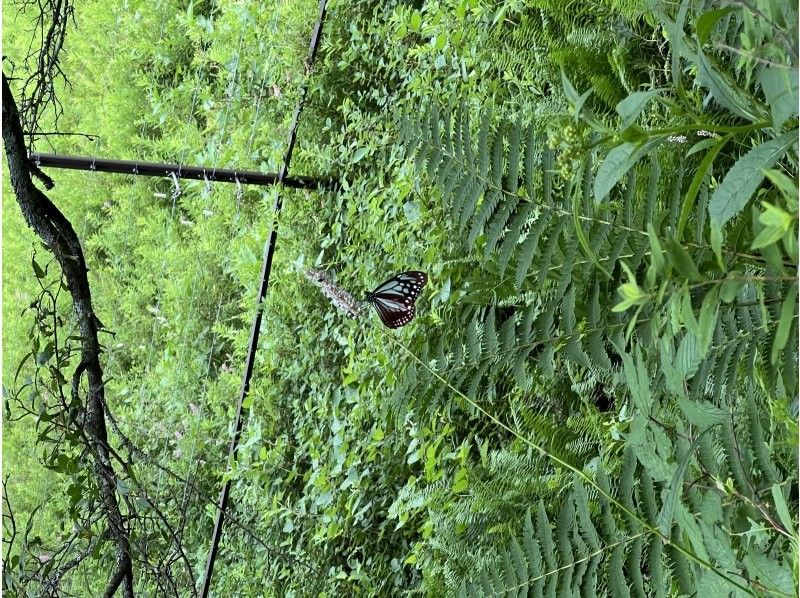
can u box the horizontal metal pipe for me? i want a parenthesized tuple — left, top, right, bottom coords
(28, 152, 331, 190)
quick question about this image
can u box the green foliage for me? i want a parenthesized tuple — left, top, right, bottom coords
(3, 0, 797, 595)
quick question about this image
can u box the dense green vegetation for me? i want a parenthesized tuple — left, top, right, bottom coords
(3, 0, 797, 595)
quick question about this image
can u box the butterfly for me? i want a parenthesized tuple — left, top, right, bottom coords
(365, 271, 428, 328)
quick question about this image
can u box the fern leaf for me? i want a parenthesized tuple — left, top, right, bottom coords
(746, 390, 781, 484)
(483, 307, 498, 359)
(468, 188, 502, 247)
(478, 109, 492, 178)
(524, 124, 539, 200)
(515, 211, 553, 290)
(498, 203, 535, 275)
(484, 193, 520, 257)
(459, 178, 487, 232)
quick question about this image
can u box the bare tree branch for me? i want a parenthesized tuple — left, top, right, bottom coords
(3, 72, 134, 598)
(13, 0, 76, 148)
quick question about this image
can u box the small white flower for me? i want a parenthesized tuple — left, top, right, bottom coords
(668, 135, 688, 144)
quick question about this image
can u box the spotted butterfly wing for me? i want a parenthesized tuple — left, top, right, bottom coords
(365, 271, 428, 328)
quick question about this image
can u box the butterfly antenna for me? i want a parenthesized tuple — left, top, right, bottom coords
(305, 269, 364, 319)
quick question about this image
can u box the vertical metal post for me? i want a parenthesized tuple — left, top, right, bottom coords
(199, 1, 328, 595)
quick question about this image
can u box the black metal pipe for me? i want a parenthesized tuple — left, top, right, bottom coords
(28, 152, 330, 190)
(199, 0, 329, 595)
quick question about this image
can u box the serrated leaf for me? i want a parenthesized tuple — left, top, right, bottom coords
(709, 131, 797, 228)
(744, 552, 795, 595)
(696, 49, 764, 121)
(771, 484, 796, 538)
(677, 395, 727, 430)
(676, 332, 702, 378)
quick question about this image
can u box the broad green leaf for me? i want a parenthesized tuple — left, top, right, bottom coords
(664, 237, 702, 281)
(698, 288, 719, 351)
(753, 205, 788, 273)
(594, 141, 656, 202)
(36, 343, 55, 366)
(32, 257, 45, 279)
(695, 7, 737, 44)
(351, 147, 370, 163)
(646, 222, 664, 284)
(755, 200, 793, 230)
(751, 223, 788, 249)
(686, 136, 722, 157)
(771, 282, 797, 365)
(680, 289, 700, 335)
(409, 11, 422, 31)
(561, 70, 602, 128)
(676, 332, 702, 378)
(752, 198, 793, 248)
(758, 66, 799, 130)
(452, 467, 468, 493)
(720, 272, 745, 302)
(618, 124, 649, 144)
(573, 168, 611, 279)
(561, 69, 581, 105)
(14, 352, 32, 384)
(660, 337, 687, 398)
(764, 168, 799, 204)
(677, 134, 731, 241)
(710, 220, 725, 271)
(708, 131, 797, 228)
(616, 89, 662, 128)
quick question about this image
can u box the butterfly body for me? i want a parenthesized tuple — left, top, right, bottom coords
(365, 271, 428, 328)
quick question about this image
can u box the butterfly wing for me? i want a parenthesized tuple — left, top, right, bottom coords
(366, 271, 427, 328)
